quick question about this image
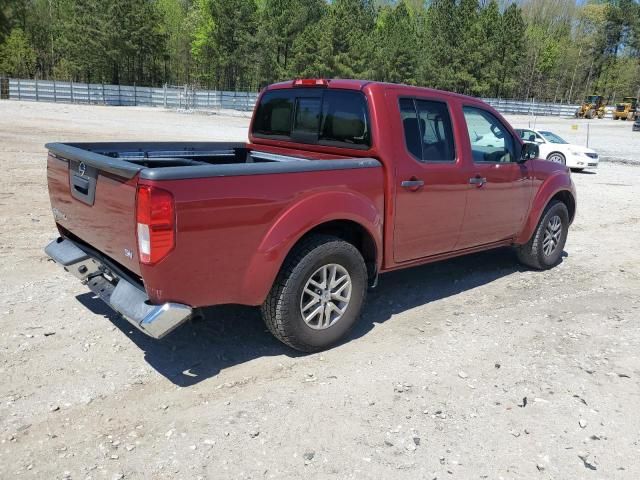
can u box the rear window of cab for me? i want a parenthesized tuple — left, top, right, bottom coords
(252, 88, 371, 149)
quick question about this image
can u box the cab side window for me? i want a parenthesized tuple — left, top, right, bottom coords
(463, 106, 515, 163)
(519, 129, 536, 142)
(400, 98, 456, 163)
(520, 129, 543, 143)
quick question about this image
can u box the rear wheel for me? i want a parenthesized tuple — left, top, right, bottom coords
(261, 235, 367, 352)
(547, 152, 566, 165)
(516, 200, 569, 270)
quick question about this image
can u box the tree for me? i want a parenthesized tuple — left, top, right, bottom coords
(288, 19, 333, 78)
(158, 0, 195, 85)
(255, 0, 325, 83)
(495, 3, 525, 98)
(0, 27, 36, 77)
(0, 0, 636, 101)
(191, 0, 258, 89)
(373, 1, 418, 84)
(421, 0, 458, 91)
(190, 0, 217, 86)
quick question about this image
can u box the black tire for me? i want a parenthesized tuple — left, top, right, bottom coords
(261, 234, 367, 352)
(571, 168, 584, 173)
(516, 200, 569, 270)
(546, 152, 566, 165)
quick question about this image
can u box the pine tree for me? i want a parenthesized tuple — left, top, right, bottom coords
(496, 3, 525, 99)
(373, 1, 418, 84)
(256, 0, 325, 83)
(422, 0, 458, 91)
(207, 0, 258, 90)
(288, 19, 333, 78)
(327, 0, 376, 79)
(158, 0, 194, 85)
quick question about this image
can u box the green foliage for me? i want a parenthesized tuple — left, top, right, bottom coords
(256, 0, 325, 83)
(207, 0, 258, 89)
(0, 27, 36, 76)
(0, 0, 638, 101)
(373, 1, 418, 84)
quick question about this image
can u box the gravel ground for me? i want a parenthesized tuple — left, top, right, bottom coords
(1, 101, 639, 479)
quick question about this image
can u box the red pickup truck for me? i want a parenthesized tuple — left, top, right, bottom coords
(45, 79, 576, 352)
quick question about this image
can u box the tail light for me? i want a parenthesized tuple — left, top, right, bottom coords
(136, 185, 175, 265)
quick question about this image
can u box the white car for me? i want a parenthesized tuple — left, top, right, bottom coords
(515, 128, 599, 171)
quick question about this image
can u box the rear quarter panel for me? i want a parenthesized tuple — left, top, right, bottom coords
(140, 166, 384, 307)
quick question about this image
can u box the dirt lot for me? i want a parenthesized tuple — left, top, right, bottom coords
(1, 101, 639, 479)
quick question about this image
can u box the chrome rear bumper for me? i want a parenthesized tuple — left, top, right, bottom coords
(45, 238, 192, 339)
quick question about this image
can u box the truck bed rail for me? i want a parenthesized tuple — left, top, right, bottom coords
(45, 141, 381, 181)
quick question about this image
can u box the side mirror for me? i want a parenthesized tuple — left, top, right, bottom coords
(519, 142, 538, 163)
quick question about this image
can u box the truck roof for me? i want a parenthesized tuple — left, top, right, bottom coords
(264, 79, 479, 102)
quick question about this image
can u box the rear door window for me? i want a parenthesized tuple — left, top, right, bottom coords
(399, 97, 455, 162)
(252, 88, 371, 149)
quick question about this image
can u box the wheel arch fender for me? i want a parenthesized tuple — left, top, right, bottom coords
(240, 190, 383, 305)
(516, 174, 576, 245)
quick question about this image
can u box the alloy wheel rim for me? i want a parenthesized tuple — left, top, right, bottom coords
(543, 215, 562, 256)
(300, 264, 352, 330)
(549, 154, 564, 164)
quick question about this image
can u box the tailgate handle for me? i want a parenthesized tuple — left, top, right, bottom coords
(72, 175, 90, 195)
(69, 169, 96, 206)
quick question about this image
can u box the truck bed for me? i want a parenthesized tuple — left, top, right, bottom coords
(46, 141, 382, 306)
(46, 141, 379, 181)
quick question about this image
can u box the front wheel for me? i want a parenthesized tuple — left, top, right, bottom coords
(516, 200, 569, 270)
(261, 235, 367, 352)
(547, 152, 566, 165)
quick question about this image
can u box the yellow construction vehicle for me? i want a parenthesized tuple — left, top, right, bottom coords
(575, 95, 606, 119)
(612, 96, 638, 120)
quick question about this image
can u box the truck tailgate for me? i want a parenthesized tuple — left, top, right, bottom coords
(47, 153, 141, 275)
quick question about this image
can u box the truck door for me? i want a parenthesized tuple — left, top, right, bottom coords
(455, 106, 533, 249)
(392, 97, 468, 262)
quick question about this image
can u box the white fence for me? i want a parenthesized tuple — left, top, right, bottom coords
(2, 78, 581, 117)
(4, 78, 258, 111)
(481, 98, 579, 117)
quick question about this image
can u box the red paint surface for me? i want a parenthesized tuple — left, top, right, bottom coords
(47, 80, 575, 308)
(47, 154, 141, 275)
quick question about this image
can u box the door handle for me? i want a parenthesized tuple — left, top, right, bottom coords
(401, 179, 425, 189)
(469, 176, 487, 187)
